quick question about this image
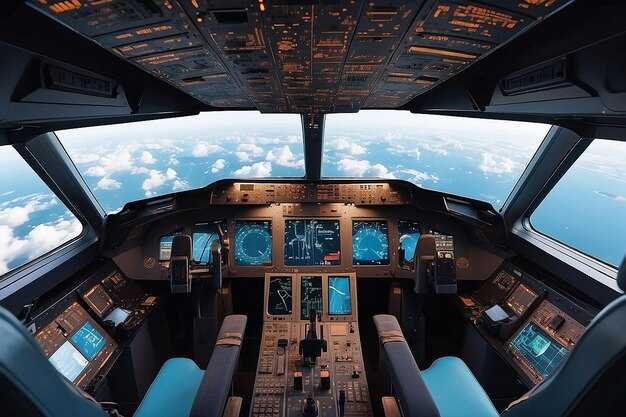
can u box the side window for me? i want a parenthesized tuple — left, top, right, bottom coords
(0, 146, 83, 276)
(531, 139, 626, 268)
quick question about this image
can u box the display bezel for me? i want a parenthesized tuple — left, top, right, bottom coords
(234, 219, 274, 266)
(322, 273, 358, 322)
(158, 229, 183, 261)
(507, 319, 569, 383)
(283, 218, 342, 267)
(264, 273, 296, 321)
(351, 219, 390, 266)
(397, 219, 422, 263)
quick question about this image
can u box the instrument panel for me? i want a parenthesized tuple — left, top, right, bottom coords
(145, 203, 464, 281)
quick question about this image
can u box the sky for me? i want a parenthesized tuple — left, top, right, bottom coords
(1, 110, 624, 274)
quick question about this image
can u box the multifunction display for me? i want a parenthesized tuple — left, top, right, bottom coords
(48, 341, 89, 383)
(267, 275, 293, 316)
(193, 221, 227, 264)
(509, 321, 568, 379)
(398, 219, 421, 262)
(159, 230, 181, 261)
(328, 276, 352, 315)
(352, 220, 390, 265)
(300, 275, 323, 320)
(235, 220, 273, 266)
(284, 219, 341, 266)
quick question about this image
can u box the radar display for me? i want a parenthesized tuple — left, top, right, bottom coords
(193, 220, 227, 264)
(510, 321, 568, 379)
(235, 220, 272, 266)
(328, 276, 352, 315)
(352, 220, 390, 265)
(267, 276, 293, 316)
(398, 219, 421, 262)
(284, 219, 341, 266)
(300, 276, 323, 320)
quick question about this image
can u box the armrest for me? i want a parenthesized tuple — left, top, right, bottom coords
(374, 315, 440, 417)
(190, 315, 247, 417)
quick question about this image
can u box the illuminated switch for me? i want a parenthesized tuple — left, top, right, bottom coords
(294, 371, 303, 391)
(320, 370, 330, 390)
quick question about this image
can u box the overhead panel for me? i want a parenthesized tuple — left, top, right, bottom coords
(29, 0, 573, 113)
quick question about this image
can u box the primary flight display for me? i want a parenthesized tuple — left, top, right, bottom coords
(352, 220, 390, 265)
(284, 219, 341, 266)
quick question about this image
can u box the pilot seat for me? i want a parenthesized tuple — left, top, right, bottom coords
(0, 308, 247, 417)
(375, 255, 626, 417)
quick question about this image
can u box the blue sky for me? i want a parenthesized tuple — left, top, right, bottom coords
(1, 111, 624, 274)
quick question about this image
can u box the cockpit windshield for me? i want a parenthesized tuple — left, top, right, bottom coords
(324, 111, 551, 209)
(56, 112, 303, 213)
(56, 110, 551, 213)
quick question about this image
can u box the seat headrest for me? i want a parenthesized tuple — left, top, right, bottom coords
(617, 255, 626, 292)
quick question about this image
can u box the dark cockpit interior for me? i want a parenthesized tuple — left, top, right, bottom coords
(1, 1, 626, 417)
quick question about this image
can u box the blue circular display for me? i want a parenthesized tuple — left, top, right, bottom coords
(352, 221, 389, 265)
(235, 221, 272, 266)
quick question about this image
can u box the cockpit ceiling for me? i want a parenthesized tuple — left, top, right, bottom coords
(29, 0, 572, 113)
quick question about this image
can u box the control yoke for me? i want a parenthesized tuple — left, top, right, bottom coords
(413, 234, 436, 294)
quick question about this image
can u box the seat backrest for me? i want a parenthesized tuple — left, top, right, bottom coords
(0, 305, 108, 417)
(503, 256, 626, 417)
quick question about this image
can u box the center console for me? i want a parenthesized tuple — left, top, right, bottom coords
(251, 273, 372, 417)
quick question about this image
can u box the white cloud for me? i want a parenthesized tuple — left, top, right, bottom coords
(0, 211, 82, 275)
(211, 159, 226, 173)
(398, 169, 439, 184)
(327, 138, 366, 155)
(72, 153, 100, 164)
(266, 146, 304, 167)
(96, 177, 121, 190)
(233, 161, 272, 177)
(0, 195, 57, 228)
(168, 155, 180, 166)
(336, 159, 394, 178)
(172, 180, 188, 191)
(479, 152, 515, 174)
(421, 143, 449, 156)
(192, 142, 222, 157)
(1, 191, 15, 197)
(237, 143, 264, 155)
(235, 152, 252, 162)
(84, 148, 133, 177)
(140, 168, 179, 195)
(142, 170, 167, 191)
(140, 151, 156, 164)
(235, 143, 264, 162)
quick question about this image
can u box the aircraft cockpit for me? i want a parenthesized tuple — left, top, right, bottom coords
(1, 1, 626, 417)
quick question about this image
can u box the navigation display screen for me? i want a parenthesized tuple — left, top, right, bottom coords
(300, 275, 323, 320)
(398, 219, 421, 262)
(267, 276, 293, 315)
(284, 219, 341, 266)
(48, 340, 88, 382)
(328, 276, 352, 315)
(352, 220, 390, 265)
(506, 284, 539, 317)
(510, 321, 568, 379)
(70, 322, 106, 360)
(235, 220, 272, 266)
(193, 221, 227, 264)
